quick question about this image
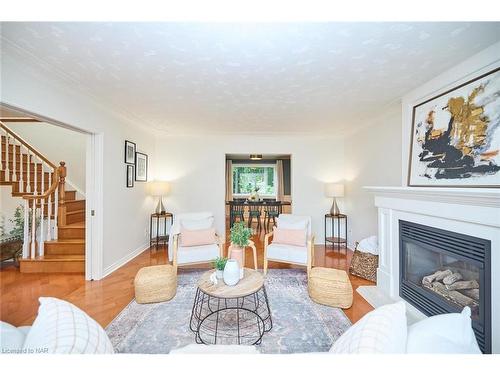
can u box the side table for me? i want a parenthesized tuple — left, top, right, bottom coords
(150, 212, 173, 249)
(325, 213, 347, 252)
(227, 240, 258, 270)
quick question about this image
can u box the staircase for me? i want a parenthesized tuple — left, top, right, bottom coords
(0, 121, 85, 273)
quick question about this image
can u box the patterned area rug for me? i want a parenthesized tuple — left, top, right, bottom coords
(106, 269, 351, 354)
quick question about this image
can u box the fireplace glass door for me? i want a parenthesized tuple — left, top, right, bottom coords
(402, 241, 481, 321)
(399, 220, 491, 353)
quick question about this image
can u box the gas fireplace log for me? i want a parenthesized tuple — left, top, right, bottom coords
(422, 270, 453, 287)
(443, 272, 463, 285)
(429, 281, 478, 307)
(461, 288, 480, 302)
(446, 280, 479, 291)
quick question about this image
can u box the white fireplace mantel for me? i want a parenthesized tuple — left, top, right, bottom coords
(363, 185, 500, 353)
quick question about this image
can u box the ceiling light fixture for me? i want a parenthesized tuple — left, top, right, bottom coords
(250, 154, 263, 160)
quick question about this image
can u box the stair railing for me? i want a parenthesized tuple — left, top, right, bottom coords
(0, 121, 66, 259)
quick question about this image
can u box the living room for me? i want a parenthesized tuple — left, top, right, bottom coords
(1, 1, 499, 372)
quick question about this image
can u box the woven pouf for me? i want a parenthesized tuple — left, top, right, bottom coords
(308, 267, 353, 309)
(134, 265, 177, 304)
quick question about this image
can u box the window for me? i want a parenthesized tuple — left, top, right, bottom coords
(232, 164, 276, 197)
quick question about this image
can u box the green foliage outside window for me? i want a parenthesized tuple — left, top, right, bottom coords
(232, 166, 275, 195)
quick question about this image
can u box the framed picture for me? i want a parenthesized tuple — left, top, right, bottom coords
(124, 140, 136, 164)
(135, 152, 148, 182)
(126, 165, 134, 188)
(408, 67, 500, 188)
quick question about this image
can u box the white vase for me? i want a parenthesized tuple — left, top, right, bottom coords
(216, 269, 224, 279)
(223, 259, 240, 286)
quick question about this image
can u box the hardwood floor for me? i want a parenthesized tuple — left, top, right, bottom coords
(0, 229, 374, 328)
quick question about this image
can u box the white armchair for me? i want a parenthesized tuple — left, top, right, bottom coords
(263, 214, 315, 275)
(168, 212, 225, 270)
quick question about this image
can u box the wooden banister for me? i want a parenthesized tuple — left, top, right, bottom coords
(22, 166, 61, 200)
(0, 121, 56, 169)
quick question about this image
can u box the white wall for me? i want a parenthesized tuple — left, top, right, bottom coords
(154, 134, 344, 243)
(1, 49, 156, 278)
(4, 121, 87, 195)
(343, 103, 402, 247)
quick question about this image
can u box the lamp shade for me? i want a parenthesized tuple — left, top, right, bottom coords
(149, 181, 170, 196)
(324, 183, 344, 197)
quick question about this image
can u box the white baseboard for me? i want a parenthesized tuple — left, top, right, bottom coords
(102, 242, 149, 279)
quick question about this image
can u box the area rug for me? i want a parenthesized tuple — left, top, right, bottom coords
(106, 269, 351, 354)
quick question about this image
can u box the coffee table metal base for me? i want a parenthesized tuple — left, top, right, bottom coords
(189, 286, 272, 345)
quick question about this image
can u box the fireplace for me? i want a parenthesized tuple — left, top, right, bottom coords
(399, 220, 491, 353)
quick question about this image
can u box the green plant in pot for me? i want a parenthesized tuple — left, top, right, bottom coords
(230, 222, 252, 248)
(213, 256, 228, 278)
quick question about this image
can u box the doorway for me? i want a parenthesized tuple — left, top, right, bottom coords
(225, 154, 292, 247)
(0, 103, 103, 280)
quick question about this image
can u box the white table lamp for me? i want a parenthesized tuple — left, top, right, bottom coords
(324, 183, 344, 216)
(150, 181, 170, 214)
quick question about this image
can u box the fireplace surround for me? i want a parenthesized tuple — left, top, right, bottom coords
(365, 186, 500, 353)
(399, 220, 491, 353)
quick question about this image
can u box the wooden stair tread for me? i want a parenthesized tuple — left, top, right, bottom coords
(45, 239, 85, 244)
(60, 222, 85, 228)
(21, 255, 84, 262)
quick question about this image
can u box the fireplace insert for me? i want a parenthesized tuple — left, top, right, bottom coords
(399, 220, 491, 353)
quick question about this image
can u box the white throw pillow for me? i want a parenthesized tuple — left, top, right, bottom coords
(406, 306, 481, 354)
(0, 321, 27, 352)
(181, 217, 214, 231)
(277, 216, 308, 231)
(330, 301, 407, 353)
(23, 297, 114, 354)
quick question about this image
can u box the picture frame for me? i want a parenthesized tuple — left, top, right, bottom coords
(408, 67, 500, 188)
(135, 152, 148, 182)
(126, 165, 134, 188)
(124, 140, 136, 164)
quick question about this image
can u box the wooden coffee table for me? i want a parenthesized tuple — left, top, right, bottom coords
(189, 268, 272, 345)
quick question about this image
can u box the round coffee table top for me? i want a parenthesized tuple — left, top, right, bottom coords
(198, 268, 264, 298)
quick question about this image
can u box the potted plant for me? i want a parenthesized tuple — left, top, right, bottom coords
(230, 222, 252, 248)
(213, 256, 227, 279)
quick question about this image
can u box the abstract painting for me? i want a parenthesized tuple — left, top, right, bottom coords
(408, 67, 500, 187)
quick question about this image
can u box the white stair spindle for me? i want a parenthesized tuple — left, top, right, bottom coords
(39, 165, 45, 256)
(47, 171, 53, 240)
(5, 135, 9, 182)
(12, 139, 18, 183)
(19, 144, 24, 193)
(54, 180, 59, 240)
(22, 199, 29, 258)
(0, 129, 3, 171)
(31, 199, 37, 258)
(33, 155, 38, 195)
(26, 150, 31, 193)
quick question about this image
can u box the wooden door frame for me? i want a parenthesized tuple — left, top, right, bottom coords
(85, 132, 104, 280)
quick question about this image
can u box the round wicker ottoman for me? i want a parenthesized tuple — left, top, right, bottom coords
(134, 265, 177, 304)
(308, 267, 353, 309)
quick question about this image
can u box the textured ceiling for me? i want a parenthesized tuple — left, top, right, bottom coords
(1, 22, 500, 135)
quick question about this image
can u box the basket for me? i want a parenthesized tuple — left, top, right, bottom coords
(348, 242, 378, 282)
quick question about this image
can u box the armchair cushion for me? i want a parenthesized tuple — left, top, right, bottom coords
(266, 243, 308, 265)
(180, 227, 216, 247)
(181, 217, 214, 231)
(272, 227, 307, 247)
(277, 214, 312, 236)
(177, 243, 220, 265)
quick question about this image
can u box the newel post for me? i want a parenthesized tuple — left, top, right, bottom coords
(58, 161, 67, 226)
